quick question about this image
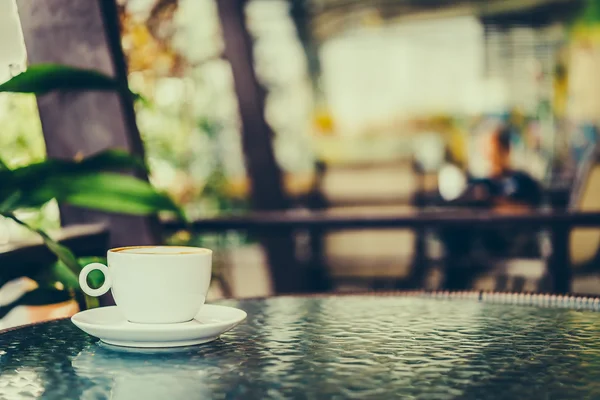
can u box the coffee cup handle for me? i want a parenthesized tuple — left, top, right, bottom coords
(79, 263, 112, 297)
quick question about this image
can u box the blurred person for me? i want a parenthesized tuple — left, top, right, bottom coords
(440, 121, 542, 289)
(464, 121, 542, 210)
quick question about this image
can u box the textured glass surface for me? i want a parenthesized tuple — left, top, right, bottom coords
(2, 295, 600, 399)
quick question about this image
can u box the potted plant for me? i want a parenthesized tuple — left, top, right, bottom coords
(0, 64, 184, 312)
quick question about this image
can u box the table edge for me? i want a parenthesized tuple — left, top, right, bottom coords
(2, 290, 599, 334)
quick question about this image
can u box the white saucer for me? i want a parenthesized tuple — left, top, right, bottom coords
(71, 305, 246, 348)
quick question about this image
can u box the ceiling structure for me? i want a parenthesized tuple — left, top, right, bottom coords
(306, 0, 584, 40)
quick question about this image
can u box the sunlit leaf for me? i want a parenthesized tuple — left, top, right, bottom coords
(8, 149, 147, 181)
(52, 173, 184, 218)
(0, 149, 153, 211)
(35, 256, 103, 289)
(5, 170, 184, 219)
(0, 63, 145, 102)
(39, 260, 80, 291)
(0, 64, 120, 94)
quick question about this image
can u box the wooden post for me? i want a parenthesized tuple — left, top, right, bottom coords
(549, 223, 571, 294)
(216, 0, 310, 293)
(17, 0, 160, 248)
(289, 0, 322, 92)
(216, 0, 288, 211)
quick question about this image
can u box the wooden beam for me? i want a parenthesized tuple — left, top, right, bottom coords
(216, 0, 309, 293)
(162, 210, 600, 232)
(17, 0, 160, 248)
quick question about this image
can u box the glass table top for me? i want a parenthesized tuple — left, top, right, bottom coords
(1, 293, 600, 399)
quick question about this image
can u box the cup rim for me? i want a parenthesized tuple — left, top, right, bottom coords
(108, 246, 212, 256)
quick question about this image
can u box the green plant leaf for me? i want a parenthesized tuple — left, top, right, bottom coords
(2, 214, 98, 309)
(42, 258, 102, 309)
(0, 149, 152, 211)
(77, 149, 149, 173)
(0, 157, 9, 171)
(579, 0, 600, 24)
(5, 170, 184, 218)
(132, 92, 151, 107)
(51, 173, 184, 218)
(0, 64, 120, 94)
(40, 260, 80, 290)
(44, 256, 106, 290)
(0, 63, 144, 102)
(0, 191, 22, 213)
(7, 149, 147, 182)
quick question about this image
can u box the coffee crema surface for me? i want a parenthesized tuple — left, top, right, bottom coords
(110, 246, 211, 255)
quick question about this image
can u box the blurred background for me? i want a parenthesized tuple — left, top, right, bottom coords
(3, 0, 600, 326)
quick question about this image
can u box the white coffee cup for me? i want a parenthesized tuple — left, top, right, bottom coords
(79, 246, 212, 324)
